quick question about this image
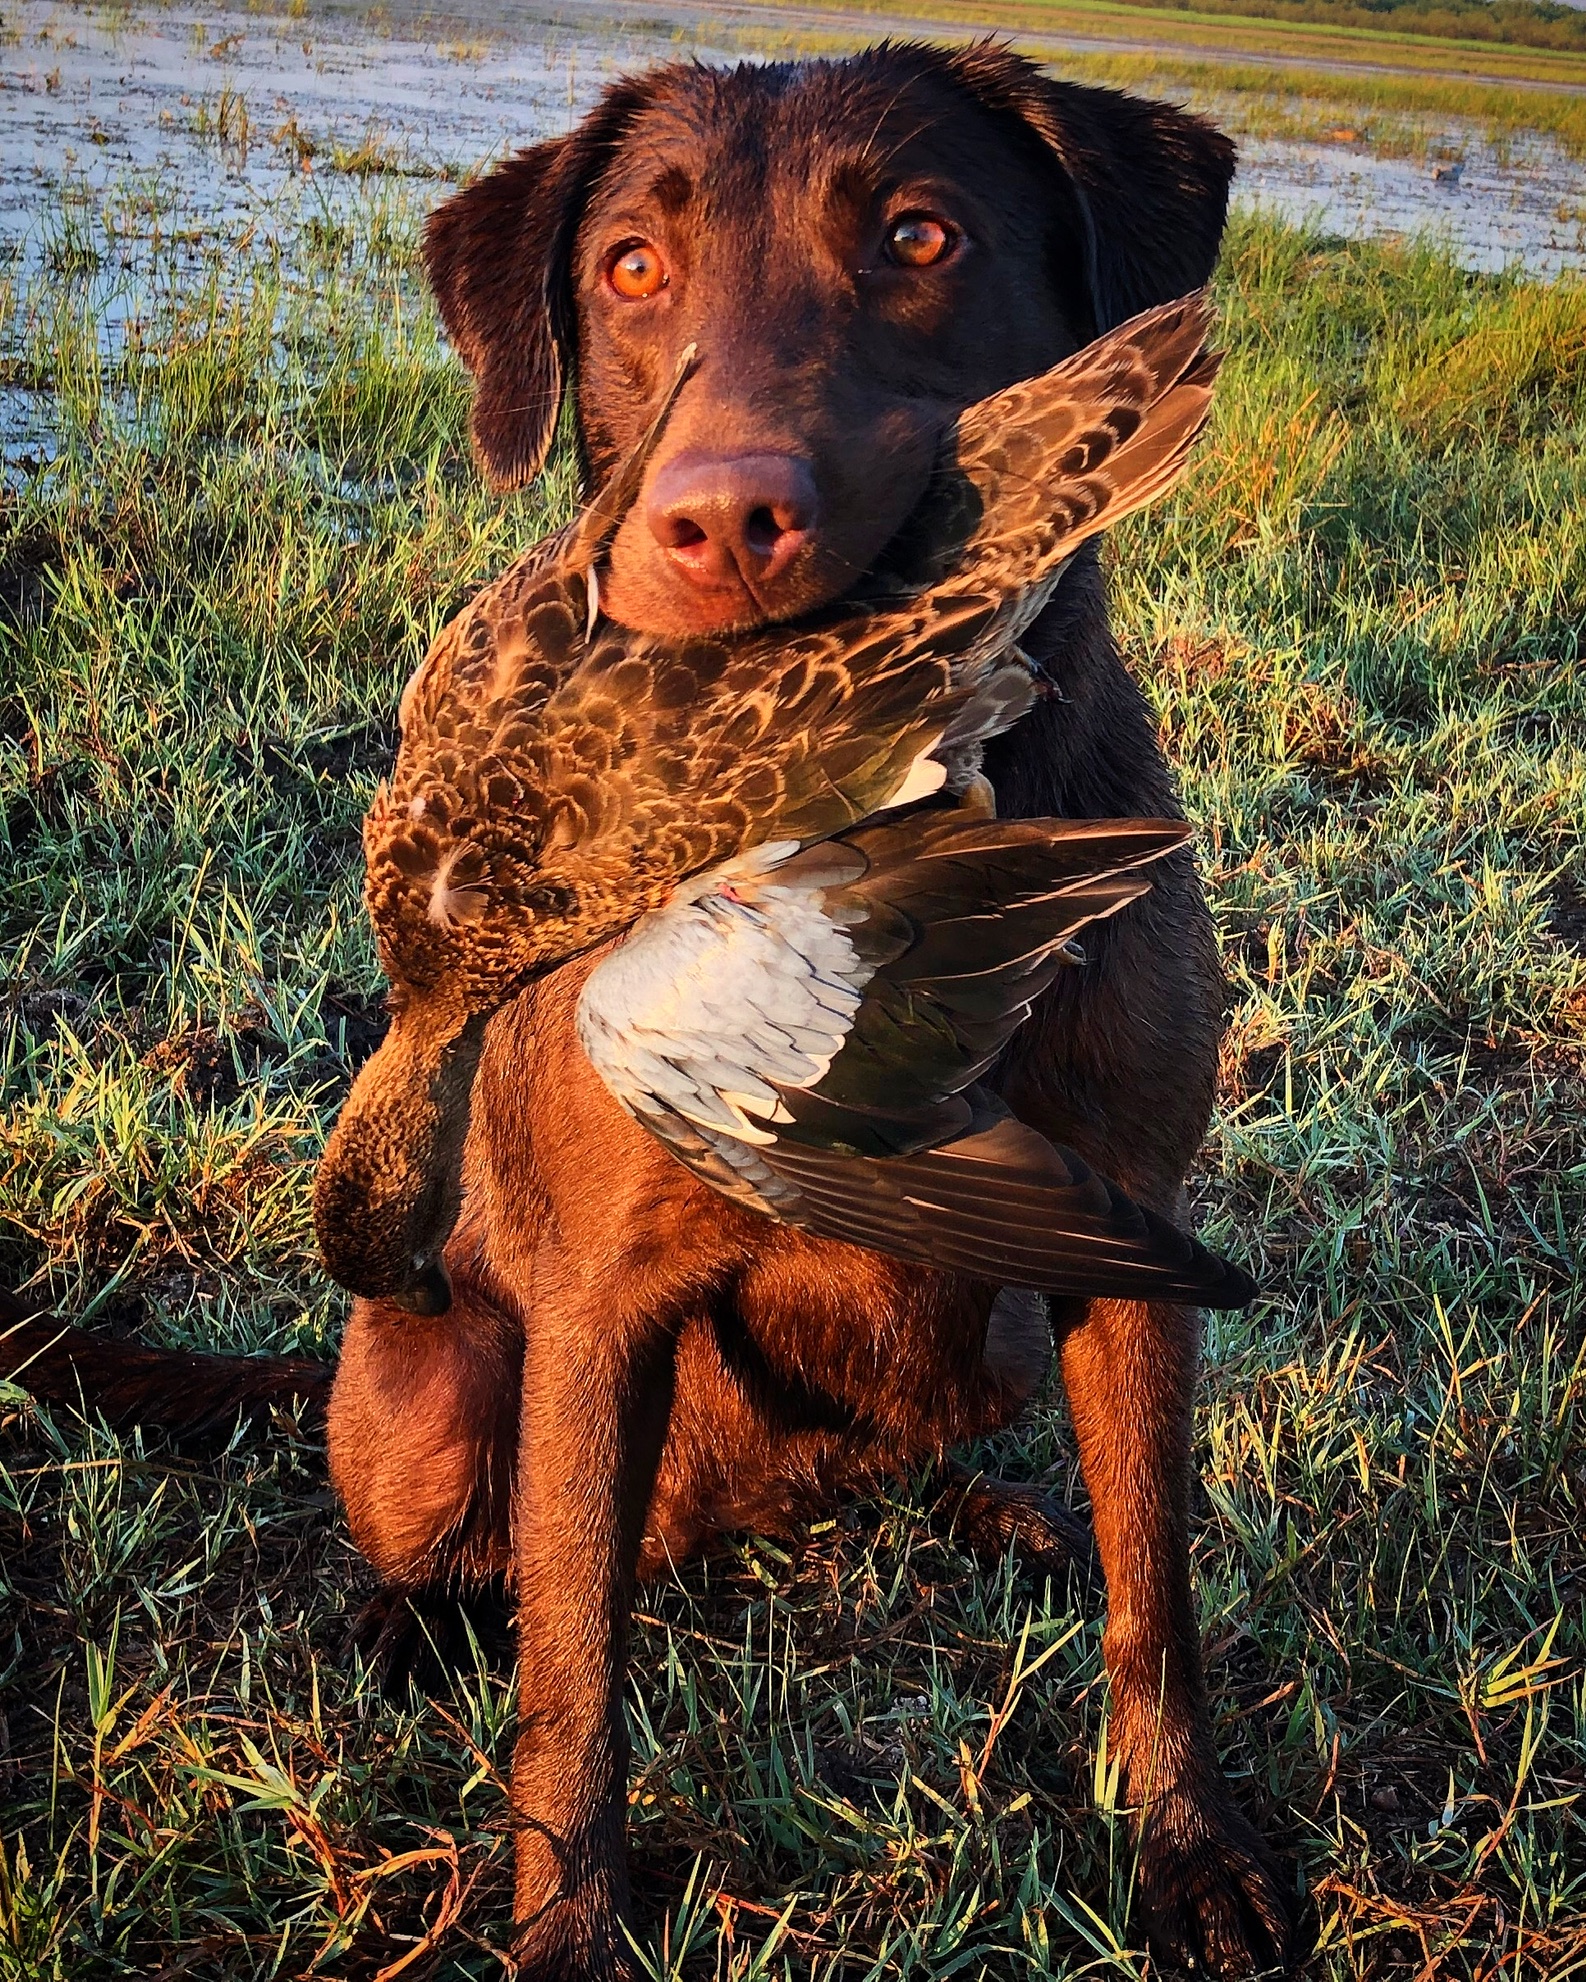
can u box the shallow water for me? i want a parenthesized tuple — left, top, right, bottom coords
(0, 2, 733, 265)
(4, 0, 1583, 279)
(1239, 129, 1586, 279)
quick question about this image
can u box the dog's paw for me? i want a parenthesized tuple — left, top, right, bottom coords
(943, 1470, 1102, 1597)
(509, 1888, 637, 1982)
(1137, 1782, 1295, 1977)
(346, 1581, 513, 1694)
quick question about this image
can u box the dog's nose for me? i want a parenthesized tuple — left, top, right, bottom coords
(646, 451, 817, 590)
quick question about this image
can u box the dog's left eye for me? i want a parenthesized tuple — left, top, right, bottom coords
(885, 214, 956, 268)
(608, 242, 669, 299)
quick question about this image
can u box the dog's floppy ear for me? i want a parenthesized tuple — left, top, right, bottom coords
(422, 79, 651, 490)
(944, 42, 1235, 338)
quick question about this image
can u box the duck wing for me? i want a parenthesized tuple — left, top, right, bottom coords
(577, 813, 1254, 1308)
(870, 291, 1219, 599)
(757, 1095, 1253, 1309)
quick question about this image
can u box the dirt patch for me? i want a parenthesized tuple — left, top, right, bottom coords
(252, 722, 398, 792)
(0, 540, 50, 630)
(1548, 876, 1586, 953)
(317, 987, 389, 1075)
(144, 989, 388, 1104)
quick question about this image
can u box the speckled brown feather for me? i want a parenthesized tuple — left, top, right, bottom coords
(315, 295, 1221, 1309)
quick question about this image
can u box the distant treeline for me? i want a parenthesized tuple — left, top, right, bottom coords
(1118, 0, 1586, 53)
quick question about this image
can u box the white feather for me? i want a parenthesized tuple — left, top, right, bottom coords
(577, 844, 875, 1150)
(881, 746, 948, 811)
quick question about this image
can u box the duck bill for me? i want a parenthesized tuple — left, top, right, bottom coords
(312, 988, 489, 1316)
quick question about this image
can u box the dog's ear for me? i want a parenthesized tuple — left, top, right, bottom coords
(422, 80, 650, 490)
(944, 42, 1235, 338)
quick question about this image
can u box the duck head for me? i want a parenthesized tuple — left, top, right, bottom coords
(312, 989, 486, 1315)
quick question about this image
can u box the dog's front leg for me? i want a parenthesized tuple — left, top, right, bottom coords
(508, 1240, 681, 1981)
(1062, 1294, 1293, 1974)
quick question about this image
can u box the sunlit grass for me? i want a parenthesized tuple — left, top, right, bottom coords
(0, 170, 1582, 1977)
(735, 0, 1586, 155)
(1055, 44, 1586, 154)
(773, 0, 1586, 83)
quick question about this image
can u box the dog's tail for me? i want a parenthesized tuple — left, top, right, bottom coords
(1, 1286, 333, 1437)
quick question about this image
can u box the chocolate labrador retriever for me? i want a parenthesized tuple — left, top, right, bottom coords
(7, 38, 1293, 1978)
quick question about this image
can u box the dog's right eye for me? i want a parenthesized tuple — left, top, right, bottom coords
(608, 242, 669, 300)
(885, 214, 956, 268)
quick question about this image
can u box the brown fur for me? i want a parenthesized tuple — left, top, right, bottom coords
(6, 42, 1294, 1977)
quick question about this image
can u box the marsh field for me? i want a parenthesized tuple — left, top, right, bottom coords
(1, 0, 1585, 1976)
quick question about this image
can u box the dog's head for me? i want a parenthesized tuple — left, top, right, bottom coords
(423, 41, 1234, 638)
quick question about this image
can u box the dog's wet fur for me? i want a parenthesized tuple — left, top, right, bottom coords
(7, 42, 1296, 1976)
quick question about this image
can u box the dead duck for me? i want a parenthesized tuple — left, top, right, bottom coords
(314, 292, 1254, 1315)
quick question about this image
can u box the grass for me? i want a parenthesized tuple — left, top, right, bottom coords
(749, 0, 1586, 80)
(1022, 0, 1586, 61)
(808, 0, 1586, 81)
(1, 159, 1584, 1980)
(1005, 43, 1586, 155)
(730, 0, 1586, 155)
